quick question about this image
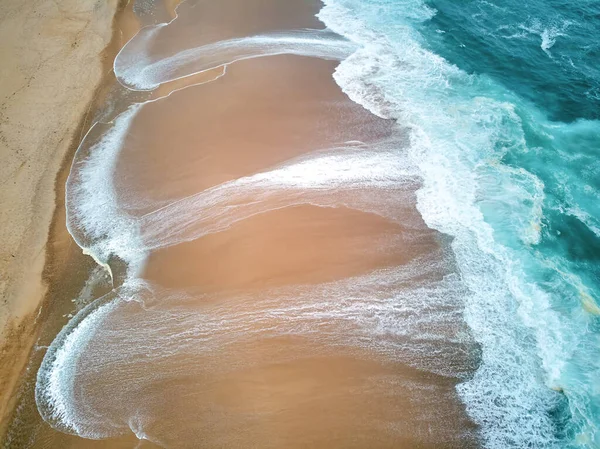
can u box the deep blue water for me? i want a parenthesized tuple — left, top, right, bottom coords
(320, 0, 600, 447)
(423, 0, 600, 122)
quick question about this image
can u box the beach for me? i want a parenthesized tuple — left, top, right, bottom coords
(3, 0, 599, 447)
(0, 0, 119, 435)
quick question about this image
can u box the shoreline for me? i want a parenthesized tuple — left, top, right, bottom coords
(0, 0, 126, 435)
(26, 0, 478, 446)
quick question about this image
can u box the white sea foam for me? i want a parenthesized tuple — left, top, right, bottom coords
(115, 29, 358, 90)
(518, 19, 571, 56)
(35, 298, 117, 436)
(34, 249, 477, 438)
(318, 0, 574, 447)
(66, 104, 147, 277)
(138, 146, 419, 250)
(37, 0, 593, 445)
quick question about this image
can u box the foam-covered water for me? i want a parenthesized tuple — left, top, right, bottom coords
(115, 29, 357, 90)
(35, 257, 477, 440)
(317, 0, 600, 446)
(33, 0, 600, 447)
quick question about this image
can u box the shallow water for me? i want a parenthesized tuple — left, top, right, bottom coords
(317, 0, 600, 446)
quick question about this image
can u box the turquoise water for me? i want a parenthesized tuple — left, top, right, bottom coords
(320, 0, 600, 447)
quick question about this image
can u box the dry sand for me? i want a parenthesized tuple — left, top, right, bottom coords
(0, 0, 120, 430)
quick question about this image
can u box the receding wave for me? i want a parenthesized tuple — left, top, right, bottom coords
(34, 254, 476, 440)
(65, 96, 418, 273)
(115, 29, 358, 90)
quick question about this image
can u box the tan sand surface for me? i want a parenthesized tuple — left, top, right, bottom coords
(0, 0, 119, 430)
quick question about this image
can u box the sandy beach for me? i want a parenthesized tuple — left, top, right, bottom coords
(0, 0, 120, 434)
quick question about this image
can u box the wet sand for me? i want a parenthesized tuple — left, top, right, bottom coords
(3, 0, 481, 448)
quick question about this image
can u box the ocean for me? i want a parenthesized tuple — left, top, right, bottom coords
(316, 0, 600, 446)
(20, 0, 600, 448)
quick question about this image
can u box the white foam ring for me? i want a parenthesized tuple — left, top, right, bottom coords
(115, 28, 358, 90)
(35, 293, 117, 436)
(137, 146, 420, 251)
(67, 104, 419, 265)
